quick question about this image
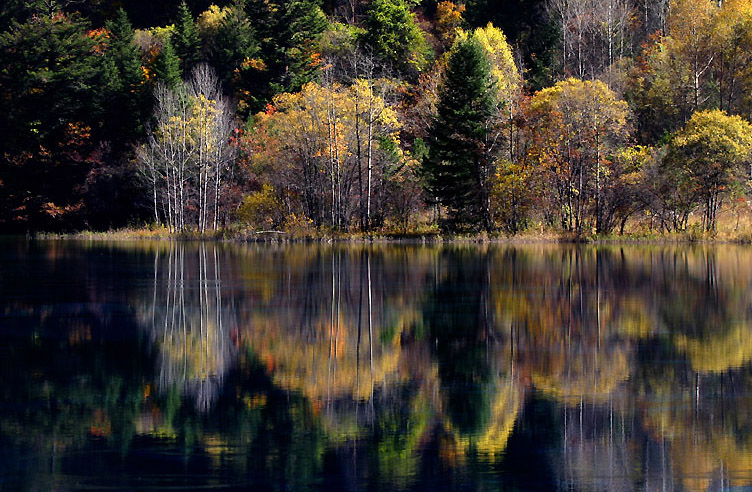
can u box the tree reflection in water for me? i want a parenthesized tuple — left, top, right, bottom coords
(137, 243, 236, 411)
(5, 241, 752, 489)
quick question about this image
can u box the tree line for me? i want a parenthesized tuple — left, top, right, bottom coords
(3, 0, 752, 234)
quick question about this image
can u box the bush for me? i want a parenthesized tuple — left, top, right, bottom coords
(236, 184, 283, 229)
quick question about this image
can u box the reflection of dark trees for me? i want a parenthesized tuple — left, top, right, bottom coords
(423, 247, 494, 436)
(7, 241, 752, 489)
(0, 240, 155, 490)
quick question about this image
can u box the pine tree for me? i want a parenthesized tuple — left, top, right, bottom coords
(423, 36, 496, 231)
(209, 1, 258, 86)
(280, 0, 327, 90)
(173, 1, 201, 75)
(363, 0, 428, 75)
(103, 8, 147, 142)
(153, 37, 181, 89)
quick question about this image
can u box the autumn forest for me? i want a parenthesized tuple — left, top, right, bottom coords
(3, 0, 752, 236)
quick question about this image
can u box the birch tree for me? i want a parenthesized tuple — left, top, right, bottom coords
(138, 64, 237, 232)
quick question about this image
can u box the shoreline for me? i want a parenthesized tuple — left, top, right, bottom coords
(19, 227, 752, 245)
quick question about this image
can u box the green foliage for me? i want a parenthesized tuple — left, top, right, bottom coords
(207, 1, 258, 87)
(423, 35, 496, 231)
(153, 36, 182, 89)
(282, 0, 328, 89)
(243, 0, 328, 111)
(363, 0, 429, 74)
(173, 1, 201, 75)
(103, 8, 148, 143)
(0, 13, 109, 229)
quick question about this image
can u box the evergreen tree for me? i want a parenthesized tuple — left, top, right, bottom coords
(173, 1, 201, 75)
(423, 36, 496, 231)
(240, 0, 327, 111)
(0, 13, 108, 229)
(103, 8, 148, 143)
(363, 0, 428, 75)
(153, 37, 181, 89)
(279, 0, 328, 91)
(209, 1, 258, 86)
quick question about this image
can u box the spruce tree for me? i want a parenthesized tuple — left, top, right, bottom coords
(103, 8, 147, 142)
(423, 36, 496, 231)
(363, 0, 428, 75)
(209, 1, 258, 86)
(153, 37, 181, 89)
(244, 0, 327, 106)
(280, 0, 327, 90)
(173, 1, 201, 75)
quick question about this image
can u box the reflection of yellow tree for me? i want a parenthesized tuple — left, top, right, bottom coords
(488, 248, 641, 406)
(244, 251, 402, 404)
(136, 243, 236, 411)
(531, 345, 631, 406)
(644, 396, 752, 491)
(674, 322, 752, 373)
(453, 376, 522, 460)
(248, 317, 401, 403)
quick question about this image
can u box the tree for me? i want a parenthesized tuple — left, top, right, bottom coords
(0, 12, 108, 230)
(153, 36, 181, 89)
(243, 0, 328, 110)
(423, 35, 496, 231)
(206, 1, 258, 87)
(526, 78, 630, 234)
(278, 0, 328, 90)
(547, 0, 634, 81)
(363, 0, 429, 75)
(664, 110, 752, 231)
(491, 160, 534, 234)
(665, 0, 716, 112)
(138, 65, 237, 232)
(247, 80, 400, 229)
(102, 8, 148, 144)
(626, 0, 719, 144)
(434, 1, 465, 49)
(173, 1, 201, 75)
(462, 23, 521, 168)
(710, 0, 752, 115)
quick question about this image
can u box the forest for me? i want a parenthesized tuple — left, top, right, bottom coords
(2, 0, 752, 236)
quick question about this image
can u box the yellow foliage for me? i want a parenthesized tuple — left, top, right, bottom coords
(532, 345, 631, 405)
(197, 4, 231, 36)
(674, 322, 752, 373)
(435, 1, 465, 46)
(237, 183, 282, 229)
(457, 23, 520, 104)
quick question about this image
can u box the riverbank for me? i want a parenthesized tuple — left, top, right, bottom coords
(31, 225, 752, 244)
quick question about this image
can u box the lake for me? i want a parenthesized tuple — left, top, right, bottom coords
(1, 238, 751, 490)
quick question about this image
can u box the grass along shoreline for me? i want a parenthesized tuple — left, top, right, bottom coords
(29, 224, 752, 245)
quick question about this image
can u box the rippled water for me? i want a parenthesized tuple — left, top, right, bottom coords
(2, 239, 752, 490)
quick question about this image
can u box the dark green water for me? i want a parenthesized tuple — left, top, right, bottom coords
(1, 239, 752, 491)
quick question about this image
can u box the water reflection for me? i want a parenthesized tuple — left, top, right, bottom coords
(4, 240, 752, 489)
(137, 244, 237, 411)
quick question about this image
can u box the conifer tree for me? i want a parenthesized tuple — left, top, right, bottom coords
(280, 0, 327, 90)
(209, 1, 258, 86)
(423, 36, 496, 231)
(104, 8, 147, 142)
(363, 0, 428, 74)
(153, 37, 181, 89)
(173, 1, 201, 75)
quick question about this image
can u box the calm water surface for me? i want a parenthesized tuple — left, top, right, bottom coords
(1, 239, 752, 491)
